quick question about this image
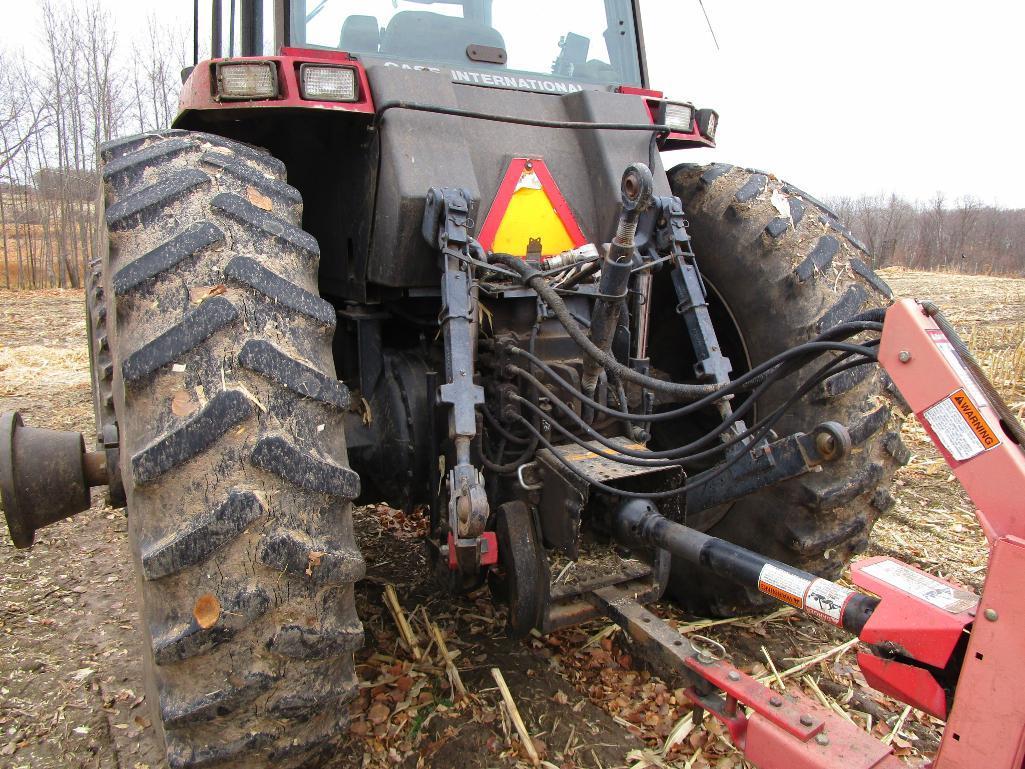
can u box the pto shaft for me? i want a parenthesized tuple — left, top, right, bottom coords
(614, 499, 879, 635)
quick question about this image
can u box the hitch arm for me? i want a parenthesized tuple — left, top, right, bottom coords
(685, 421, 852, 513)
(422, 187, 490, 575)
(589, 583, 902, 769)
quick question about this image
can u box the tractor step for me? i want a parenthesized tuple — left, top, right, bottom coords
(537, 436, 673, 486)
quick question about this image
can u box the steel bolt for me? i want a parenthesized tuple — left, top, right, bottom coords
(898, 350, 912, 363)
(815, 733, 830, 746)
(727, 671, 741, 682)
(696, 652, 714, 665)
(800, 714, 814, 726)
(769, 696, 783, 707)
(984, 608, 999, 622)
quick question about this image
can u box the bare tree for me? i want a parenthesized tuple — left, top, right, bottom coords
(830, 192, 1025, 276)
(130, 14, 190, 133)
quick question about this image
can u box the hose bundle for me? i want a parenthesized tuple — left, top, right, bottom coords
(479, 253, 882, 497)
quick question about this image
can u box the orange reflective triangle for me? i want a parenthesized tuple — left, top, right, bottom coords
(478, 158, 587, 258)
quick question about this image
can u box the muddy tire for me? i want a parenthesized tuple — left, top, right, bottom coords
(86, 257, 115, 450)
(98, 129, 364, 768)
(662, 163, 908, 616)
(86, 251, 125, 505)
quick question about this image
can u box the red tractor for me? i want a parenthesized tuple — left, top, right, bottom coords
(3, 1, 959, 766)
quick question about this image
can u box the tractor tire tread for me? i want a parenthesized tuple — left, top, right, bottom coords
(106, 168, 212, 231)
(666, 162, 904, 615)
(98, 129, 361, 768)
(223, 255, 335, 326)
(112, 221, 226, 296)
(211, 193, 320, 257)
(238, 339, 351, 409)
(140, 489, 268, 580)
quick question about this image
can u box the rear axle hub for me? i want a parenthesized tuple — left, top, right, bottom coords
(0, 411, 108, 548)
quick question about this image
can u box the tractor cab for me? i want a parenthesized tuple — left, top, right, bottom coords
(193, 0, 647, 89)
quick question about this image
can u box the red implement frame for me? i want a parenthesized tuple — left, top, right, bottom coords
(878, 299, 1025, 768)
(642, 299, 1025, 769)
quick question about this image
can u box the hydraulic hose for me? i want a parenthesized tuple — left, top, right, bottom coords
(509, 331, 881, 425)
(508, 354, 876, 498)
(490, 253, 722, 402)
(510, 350, 873, 465)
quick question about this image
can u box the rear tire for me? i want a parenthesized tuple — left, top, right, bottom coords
(663, 163, 908, 616)
(98, 130, 364, 768)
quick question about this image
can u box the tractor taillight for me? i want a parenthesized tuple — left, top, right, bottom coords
(659, 101, 695, 133)
(696, 108, 719, 141)
(214, 62, 278, 100)
(299, 64, 358, 102)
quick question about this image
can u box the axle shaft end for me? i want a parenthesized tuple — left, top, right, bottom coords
(0, 411, 108, 548)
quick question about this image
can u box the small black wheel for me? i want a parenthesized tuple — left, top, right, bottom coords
(488, 501, 548, 637)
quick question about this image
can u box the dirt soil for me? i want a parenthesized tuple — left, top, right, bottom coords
(0, 269, 1019, 769)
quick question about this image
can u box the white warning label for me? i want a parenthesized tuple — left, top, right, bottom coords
(757, 563, 811, 608)
(861, 559, 978, 614)
(927, 329, 988, 408)
(803, 579, 856, 626)
(923, 396, 986, 461)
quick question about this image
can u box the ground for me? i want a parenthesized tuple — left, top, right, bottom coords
(0, 268, 1017, 769)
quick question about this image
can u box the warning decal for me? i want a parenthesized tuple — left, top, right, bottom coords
(803, 579, 855, 626)
(923, 388, 1000, 461)
(757, 563, 810, 608)
(477, 157, 588, 258)
(949, 389, 1000, 449)
(861, 559, 979, 614)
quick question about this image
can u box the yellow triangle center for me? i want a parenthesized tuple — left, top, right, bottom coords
(493, 174, 576, 257)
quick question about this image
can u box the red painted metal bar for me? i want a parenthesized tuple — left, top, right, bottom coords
(879, 299, 1025, 768)
(879, 298, 1025, 543)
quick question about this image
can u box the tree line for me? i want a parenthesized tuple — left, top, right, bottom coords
(828, 192, 1025, 276)
(0, 1, 186, 289)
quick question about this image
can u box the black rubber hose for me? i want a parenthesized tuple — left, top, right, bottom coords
(511, 347, 872, 464)
(509, 334, 880, 423)
(491, 254, 723, 401)
(482, 405, 531, 445)
(509, 364, 764, 461)
(674, 356, 877, 487)
(478, 431, 537, 474)
(512, 355, 875, 499)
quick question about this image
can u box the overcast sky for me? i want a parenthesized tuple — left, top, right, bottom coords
(2, 1, 1023, 207)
